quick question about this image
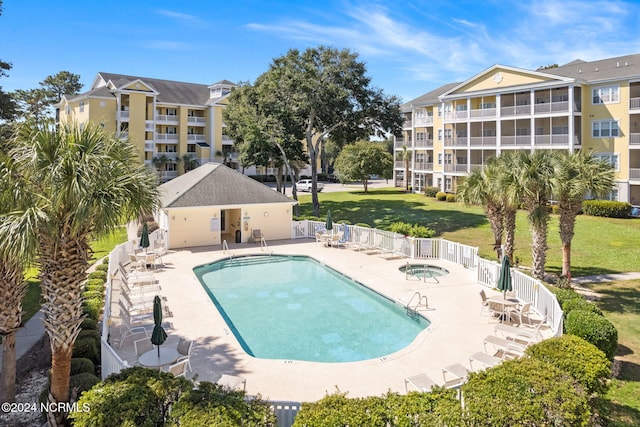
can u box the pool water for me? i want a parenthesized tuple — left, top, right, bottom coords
(194, 255, 429, 363)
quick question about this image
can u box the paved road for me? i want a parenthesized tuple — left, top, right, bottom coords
(268, 178, 392, 194)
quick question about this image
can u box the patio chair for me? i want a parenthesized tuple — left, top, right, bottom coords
(483, 335, 528, 357)
(479, 290, 501, 318)
(117, 310, 152, 348)
(120, 290, 154, 314)
(468, 351, 501, 371)
(329, 232, 344, 248)
(176, 338, 193, 372)
(118, 263, 155, 284)
(217, 374, 247, 391)
(494, 323, 542, 345)
(442, 363, 469, 389)
(152, 241, 166, 265)
(510, 302, 533, 325)
(128, 254, 145, 271)
(167, 359, 189, 378)
(252, 229, 264, 243)
(404, 372, 437, 393)
(118, 300, 155, 324)
(120, 279, 161, 300)
(134, 338, 153, 358)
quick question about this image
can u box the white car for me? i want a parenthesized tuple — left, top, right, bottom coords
(296, 179, 324, 192)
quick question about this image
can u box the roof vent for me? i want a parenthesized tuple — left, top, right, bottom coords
(595, 67, 599, 72)
(578, 69, 582, 73)
(617, 62, 620, 68)
(625, 61, 628, 66)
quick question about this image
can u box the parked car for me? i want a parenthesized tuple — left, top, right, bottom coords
(296, 179, 324, 192)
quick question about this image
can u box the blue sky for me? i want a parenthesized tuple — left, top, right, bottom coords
(1, 0, 640, 103)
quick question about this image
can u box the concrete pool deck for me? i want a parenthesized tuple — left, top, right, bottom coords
(111, 239, 551, 403)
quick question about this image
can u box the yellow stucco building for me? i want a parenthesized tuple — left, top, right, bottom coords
(395, 53, 640, 203)
(57, 72, 237, 182)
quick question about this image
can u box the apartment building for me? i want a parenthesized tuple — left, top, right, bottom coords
(57, 72, 237, 182)
(395, 53, 640, 203)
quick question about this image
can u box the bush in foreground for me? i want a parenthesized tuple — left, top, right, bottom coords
(526, 335, 611, 396)
(462, 357, 590, 426)
(565, 310, 618, 360)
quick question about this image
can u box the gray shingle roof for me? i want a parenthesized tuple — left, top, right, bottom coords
(401, 82, 460, 110)
(159, 163, 296, 208)
(543, 53, 640, 82)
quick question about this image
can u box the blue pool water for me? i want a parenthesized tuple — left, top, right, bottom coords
(194, 255, 430, 363)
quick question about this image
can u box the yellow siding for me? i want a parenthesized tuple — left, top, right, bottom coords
(456, 69, 554, 93)
(128, 92, 148, 157)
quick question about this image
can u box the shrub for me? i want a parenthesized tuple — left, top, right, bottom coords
(291, 390, 462, 427)
(82, 290, 104, 300)
(562, 297, 603, 317)
(70, 373, 101, 398)
(102, 257, 110, 265)
(94, 263, 109, 272)
(423, 186, 440, 197)
(551, 204, 561, 214)
(86, 278, 105, 288)
(82, 297, 103, 321)
(70, 358, 96, 376)
(582, 200, 631, 218)
(390, 221, 413, 236)
(85, 282, 105, 294)
(565, 310, 618, 360)
(80, 318, 98, 331)
(549, 286, 583, 307)
(87, 270, 108, 282)
(526, 335, 611, 395)
(435, 191, 447, 201)
(445, 194, 456, 202)
(72, 337, 99, 365)
(78, 329, 100, 343)
(463, 358, 590, 426)
(354, 223, 370, 228)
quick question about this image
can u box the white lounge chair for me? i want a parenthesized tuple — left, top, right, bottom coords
(494, 323, 542, 345)
(469, 351, 501, 371)
(442, 363, 469, 389)
(483, 335, 528, 357)
(380, 237, 407, 259)
(405, 373, 437, 392)
(510, 302, 534, 325)
(217, 374, 247, 391)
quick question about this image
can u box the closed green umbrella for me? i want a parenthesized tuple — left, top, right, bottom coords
(497, 255, 513, 299)
(150, 295, 167, 357)
(325, 210, 333, 233)
(139, 222, 150, 253)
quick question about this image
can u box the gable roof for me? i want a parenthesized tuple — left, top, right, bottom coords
(543, 53, 640, 82)
(159, 163, 296, 208)
(401, 82, 460, 111)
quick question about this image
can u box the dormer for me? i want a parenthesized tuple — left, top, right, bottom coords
(208, 80, 236, 99)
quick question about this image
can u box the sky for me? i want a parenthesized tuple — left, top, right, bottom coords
(1, 0, 640, 103)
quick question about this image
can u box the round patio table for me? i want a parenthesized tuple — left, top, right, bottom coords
(138, 347, 180, 369)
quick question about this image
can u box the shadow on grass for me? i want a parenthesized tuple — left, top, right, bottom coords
(619, 360, 640, 382)
(606, 400, 640, 427)
(589, 284, 640, 316)
(313, 199, 487, 235)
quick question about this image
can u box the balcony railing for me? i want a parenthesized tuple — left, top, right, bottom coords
(500, 104, 532, 117)
(470, 108, 496, 119)
(415, 138, 434, 148)
(144, 141, 155, 151)
(630, 168, 640, 180)
(156, 114, 179, 123)
(468, 136, 497, 146)
(157, 152, 178, 161)
(630, 133, 640, 145)
(187, 134, 206, 142)
(443, 164, 468, 173)
(443, 111, 468, 121)
(500, 136, 531, 146)
(222, 135, 234, 145)
(534, 134, 572, 145)
(533, 101, 569, 114)
(630, 98, 640, 110)
(156, 133, 179, 142)
(145, 121, 154, 131)
(470, 164, 483, 171)
(118, 111, 129, 121)
(444, 137, 469, 147)
(414, 116, 434, 126)
(414, 162, 434, 171)
(187, 116, 206, 125)
(403, 119, 412, 128)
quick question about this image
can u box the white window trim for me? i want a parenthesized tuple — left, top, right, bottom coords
(592, 119, 620, 138)
(592, 85, 620, 105)
(593, 152, 620, 172)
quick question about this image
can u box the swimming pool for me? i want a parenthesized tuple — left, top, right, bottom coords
(194, 255, 430, 363)
(399, 264, 450, 279)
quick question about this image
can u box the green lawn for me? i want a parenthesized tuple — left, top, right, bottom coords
(297, 187, 640, 277)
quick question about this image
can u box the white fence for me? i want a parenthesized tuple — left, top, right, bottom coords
(294, 220, 561, 336)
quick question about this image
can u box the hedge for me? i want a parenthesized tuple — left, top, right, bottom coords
(435, 192, 447, 201)
(389, 222, 436, 238)
(565, 310, 618, 360)
(87, 270, 108, 282)
(79, 318, 98, 331)
(582, 200, 631, 218)
(82, 297, 103, 321)
(445, 194, 456, 202)
(562, 298, 603, 318)
(94, 263, 109, 272)
(70, 358, 96, 377)
(69, 373, 101, 397)
(424, 186, 440, 197)
(292, 390, 463, 427)
(525, 335, 611, 396)
(72, 337, 99, 365)
(462, 358, 590, 426)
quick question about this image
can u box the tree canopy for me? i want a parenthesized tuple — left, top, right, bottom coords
(334, 140, 392, 192)
(250, 46, 402, 215)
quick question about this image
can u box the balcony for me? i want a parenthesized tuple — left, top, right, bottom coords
(395, 137, 409, 148)
(469, 136, 497, 147)
(630, 133, 640, 145)
(443, 164, 468, 173)
(157, 152, 178, 161)
(443, 111, 468, 122)
(159, 171, 178, 182)
(630, 98, 640, 110)
(187, 134, 206, 143)
(444, 137, 469, 147)
(144, 141, 155, 152)
(415, 162, 434, 171)
(414, 116, 434, 126)
(187, 116, 206, 126)
(415, 138, 434, 148)
(501, 105, 532, 117)
(156, 114, 179, 123)
(403, 119, 412, 128)
(118, 111, 129, 121)
(394, 161, 405, 168)
(630, 168, 640, 180)
(156, 133, 179, 143)
(222, 135, 234, 146)
(145, 121, 154, 131)
(534, 134, 572, 145)
(470, 164, 483, 171)
(533, 101, 569, 114)
(470, 108, 496, 120)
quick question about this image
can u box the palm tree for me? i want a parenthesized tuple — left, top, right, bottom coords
(510, 150, 557, 280)
(1, 122, 159, 425)
(0, 142, 29, 403)
(553, 150, 614, 279)
(494, 152, 520, 264)
(457, 161, 505, 259)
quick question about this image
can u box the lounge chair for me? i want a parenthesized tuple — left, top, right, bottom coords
(442, 363, 469, 389)
(118, 263, 156, 284)
(494, 323, 542, 345)
(120, 279, 161, 299)
(351, 232, 369, 251)
(483, 334, 528, 357)
(329, 232, 344, 248)
(120, 290, 154, 314)
(469, 351, 501, 371)
(217, 374, 247, 391)
(404, 372, 437, 392)
(380, 237, 407, 259)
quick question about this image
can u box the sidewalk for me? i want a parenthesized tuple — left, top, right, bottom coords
(572, 271, 640, 285)
(0, 310, 45, 368)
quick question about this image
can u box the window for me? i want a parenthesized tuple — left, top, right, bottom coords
(444, 153, 452, 164)
(593, 153, 619, 172)
(552, 126, 569, 135)
(166, 126, 177, 135)
(516, 128, 530, 136)
(438, 153, 443, 165)
(592, 85, 619, 104)
(416, 132, 426, 142)
(592, 120, 619, 138)
(79, 101, 85, 113)
(167, 108, 178, 116)
(552, 93, 568, 102)
(187, 144, 196, 153)
(65, 105, 70, 115)
(481, 102, 496, 109)
(438, 129, 442, 141)
(444, 129, 452, 139)
(456, 130, 467, 137)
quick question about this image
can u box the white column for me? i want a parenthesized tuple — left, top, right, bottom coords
(568, 85, 575, 152)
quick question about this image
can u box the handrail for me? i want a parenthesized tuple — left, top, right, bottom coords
(406, 291, 429, 317)
(260, 236, 272, 255)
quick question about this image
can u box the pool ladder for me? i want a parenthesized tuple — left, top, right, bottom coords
(222, 240, 235, 259)
(406, 291, 428, 318)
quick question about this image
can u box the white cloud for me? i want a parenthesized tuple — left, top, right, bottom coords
(156, 9, 207, 27)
